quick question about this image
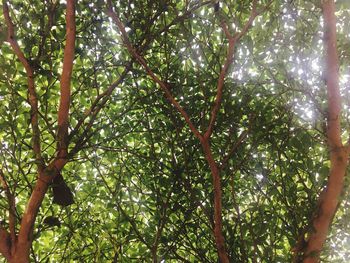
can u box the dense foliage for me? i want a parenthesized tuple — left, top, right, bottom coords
(0, 0, 350, 262)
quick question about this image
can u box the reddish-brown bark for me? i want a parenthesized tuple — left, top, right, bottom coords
(107, 2, 263, 262)
(57, 0, 76, 159)
(0, 1, 76, 262)
(205, 0, 259, 139)
(201, 139, 230, 263)
(0, 226, 11, 261)
(3, 157, 69, 263)
(301, 0, 350, 262)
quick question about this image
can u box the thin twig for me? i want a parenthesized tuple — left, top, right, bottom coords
(68, 62, 132, 142)
(219, 115, 255, 171)
(204, 22, 235, 139)
(234, 0, 259, 41)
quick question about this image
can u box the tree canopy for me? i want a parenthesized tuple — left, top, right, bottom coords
(0, 0, 350, 262)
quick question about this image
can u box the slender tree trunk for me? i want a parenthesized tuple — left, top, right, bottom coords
(301, 0, 350, 261)
(0, 0, 76, 261)
(151, 247, 158, 263)
(201, 139, 230, 263)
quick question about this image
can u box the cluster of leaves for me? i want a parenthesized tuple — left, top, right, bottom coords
(0, 0, 349, 262)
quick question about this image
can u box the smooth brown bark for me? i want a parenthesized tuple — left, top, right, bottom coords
(0, 1, 76, 262)
(106, 2, 265, 262)
(201, 139, 230, 263)
(301, 1, 350, 262)
(57, 0, 76, 159)
(11, 175, 50, 263)
(9, 158, 69, 263)
(0, 227, 11, 261)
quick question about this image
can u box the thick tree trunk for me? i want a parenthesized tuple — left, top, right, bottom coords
(9, 244, 31, 263)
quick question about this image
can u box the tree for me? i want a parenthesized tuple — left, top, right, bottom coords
(0, 0, 349, 262)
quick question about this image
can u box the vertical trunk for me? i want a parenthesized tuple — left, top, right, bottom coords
(0, 0, 76, 260)
(151, 246, 158, 263)
(9, 244, 31, 263)
(201, 139, 230, 263)
(303, 149, 348, 262)
(8, 176, 51, 263)
(301, 0, 350, 261)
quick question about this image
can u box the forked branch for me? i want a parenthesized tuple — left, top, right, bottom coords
(106, 2, 266, 262)
(106, 0, 202, 140)
(12, 1, 76, 261)
(205, 0, 260, 139)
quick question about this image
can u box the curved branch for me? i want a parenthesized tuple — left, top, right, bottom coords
(204, 31, 235, 139)
(301, 1, 349, 262)
(106, 1, 202, 140)
(68, 63, 132, 144)
(2, 0, 44, 170)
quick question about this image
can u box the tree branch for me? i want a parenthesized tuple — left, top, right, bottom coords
(57, 0, 76, 159)
(322, 4, 342, 149)
(2, 0, 44, 170)
(70, 2, 212, 148)
(234, 0, 259, 41)
(200, 139, 229, 263)
(0, 169, 16, 251)
(204, 22, 235, 139)
(205, 0, 260, 139)
(15, 156, 68, 260)
(219, 114, 255, 171)
(14, 1, 75, 259)
(106, 1, 202, 140)
(0, 226, 11, 261)
(68, 63, 132, 143)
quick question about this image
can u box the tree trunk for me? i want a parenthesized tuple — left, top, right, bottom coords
(9, 244, 31, 263)
(301, 0, 350, 261)
(201, 139, 230, 263)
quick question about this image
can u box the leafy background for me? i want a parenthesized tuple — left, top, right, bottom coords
(0, 0, 350, 262)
